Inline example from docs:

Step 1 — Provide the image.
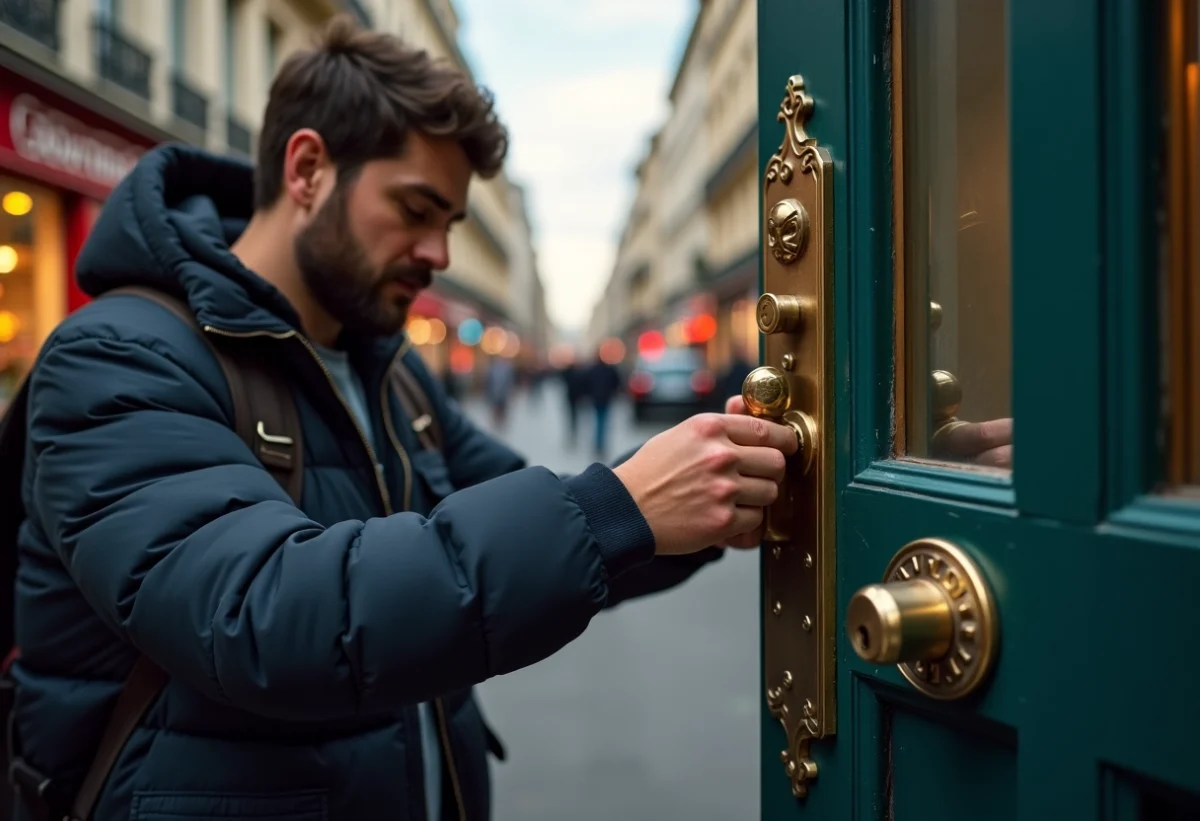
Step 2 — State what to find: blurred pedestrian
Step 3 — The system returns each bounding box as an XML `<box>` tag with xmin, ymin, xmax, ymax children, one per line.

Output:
<box><xmin>561</xmin><ymin>359</ymin><xmax>586</xmax><ymax>447</ymax></box>
<box><xmin>587</xmin><ymin>352</ymin><xmax>623</xmax><ymax>459</ymax></box>
<box><xmin>485</xmin><ymin>356</ymin><xmax>516</xmax><ymax>430</ymax></box>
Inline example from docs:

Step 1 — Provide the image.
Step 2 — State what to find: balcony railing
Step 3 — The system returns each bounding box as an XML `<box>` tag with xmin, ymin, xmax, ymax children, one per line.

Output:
<box><xmin>226</xmin><ymin>113</ymin><xmax>252</xmax><ymax>157</ymax></box>
<box><xmin>0</xmin><ymin>0</ymin><xmax>62</xmax><ymax>52</ymax></box>
<box><xmin>94</xmin><ymin>18</ymin><xmax>151</xmax><ymax>100</ymax></box>
<box><xmin>172</xmin><ymin>74</ymin><xmax>208</xmax><ymax>131</ymax></box>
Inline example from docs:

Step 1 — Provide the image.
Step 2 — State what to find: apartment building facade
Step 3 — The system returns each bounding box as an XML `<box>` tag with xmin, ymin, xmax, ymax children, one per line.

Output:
<box><xmin>588</xmin><ymin>0</ymin><xmax>759</xmax><ymax>374</ymax></box>
<box><xmin>0</xmin><ymin>0</ymin><xmax>546</xmax><ymax>410</ymax></box>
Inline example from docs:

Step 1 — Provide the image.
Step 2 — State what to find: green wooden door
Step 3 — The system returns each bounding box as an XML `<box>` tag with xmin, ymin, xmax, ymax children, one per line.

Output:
<box><xmin>754</xmin><ymin>1</ymin><xmax>1200</xmax><ymax>819</ymax></box>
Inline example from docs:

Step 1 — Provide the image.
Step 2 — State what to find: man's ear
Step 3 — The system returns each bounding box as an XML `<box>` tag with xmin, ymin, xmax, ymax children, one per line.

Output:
<box><xmin>282</xmin><ymin>129</ymin><xmax>332</xmax><ymax>211</ymax></box>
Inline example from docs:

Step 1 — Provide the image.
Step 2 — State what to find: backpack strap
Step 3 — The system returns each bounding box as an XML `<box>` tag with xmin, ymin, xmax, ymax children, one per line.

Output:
<box><xmin>52</xmin><ymin>287</ymin><xmax>306</xmax><ymax>821</ymax></box>
<box><xmin>104</xmin><ymin>286</ymin><xmax>304</xmax><ymax>504</ymax></box>
<box><xmin>67</xmin><ymin>657</ymin><xmax>167</xmax><ymax>821</ymax></box>
<box><xmin>390</xmin><ymin>355</ymin><xmax>443</xmax><ymax>452</ymax></box>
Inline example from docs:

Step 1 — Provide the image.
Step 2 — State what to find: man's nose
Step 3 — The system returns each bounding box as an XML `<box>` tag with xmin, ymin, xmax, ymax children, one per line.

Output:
<box><xmin>413</xmin><ymin>233</ymin><xmax>450</xmax><ymax>271</ymax></box>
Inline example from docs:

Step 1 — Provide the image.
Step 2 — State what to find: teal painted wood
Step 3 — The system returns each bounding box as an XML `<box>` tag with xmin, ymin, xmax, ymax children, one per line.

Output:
<box><xmin>1009</xmin><ymin>0</ymin><xmax>1105</xmax><ymax>523</ymax></box>
<box><xmin>757</xmin><ymin>0</ymin><xmax>1200</xmax><ymax>819</ymax></box>
<box><xmin>1102</xmin><ymin>0</ymin><xmax>1163</xmax><ymax>511</ymax></box>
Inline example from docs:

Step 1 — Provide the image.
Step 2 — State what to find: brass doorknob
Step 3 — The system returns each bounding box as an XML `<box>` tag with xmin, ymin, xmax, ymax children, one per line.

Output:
<box><xmin>846</xmin><ymin>538</ymin><xmax>999</xmax><ymax>700</ymax></box>
<box><xmin>741</xmin><ymin>366</ymin><xmax>818</xmax><ymax>476</ymax></box>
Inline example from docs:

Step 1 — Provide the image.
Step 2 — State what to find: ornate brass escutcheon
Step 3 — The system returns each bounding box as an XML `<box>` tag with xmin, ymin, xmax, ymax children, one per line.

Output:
<box><xmin>741</xmin><ymin>74</ymin><xmax>835</xmax><ymax>800</ymax></box>
<box><xmin>846</xmin><ymin>538</ymin><xmax>999</xmax><ymax>700</ymax></box>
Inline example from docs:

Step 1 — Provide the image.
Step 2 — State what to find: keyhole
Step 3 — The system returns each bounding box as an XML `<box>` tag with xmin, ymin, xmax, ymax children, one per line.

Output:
<box><xmin>856</xmin><ymin>625</ymin><xmax>871</xmax><ymax>651</ymax></box>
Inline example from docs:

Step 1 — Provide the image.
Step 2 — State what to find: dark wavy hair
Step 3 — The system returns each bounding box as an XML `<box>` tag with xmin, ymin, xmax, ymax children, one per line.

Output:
<box><xmin>253</xmin><ymin>14</ymin><xmax>508</xmax><ymax>208</ymax></box>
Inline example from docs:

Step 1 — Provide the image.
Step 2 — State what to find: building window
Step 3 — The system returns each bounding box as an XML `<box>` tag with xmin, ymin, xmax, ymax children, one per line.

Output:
<box><xmin>224</xmin><ymin>0</ymin><xmax>239</xmax><ymax>109</ymax></box>
<box><xmin>266</xmin><ymin>20</ymin><xmax>283</xmax><ymax>82</ymax></box>
<box><xmin>171</xmin><ymin>0</ymin><xmax>187</xmax><ymax>69</ymax></box>
<box><xmin>95</xmin><ymin>0</ymin><xmax>120</xmax><ymax>22</ymax></box>
<box><xmin>0</xmin><ymin>177</ymin><xmax>65</xmax><ymax>413</ymax></box>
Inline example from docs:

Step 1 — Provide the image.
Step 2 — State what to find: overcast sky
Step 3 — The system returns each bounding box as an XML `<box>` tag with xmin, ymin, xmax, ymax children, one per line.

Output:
<box><xmin>455</xmin><ymin>0</ymin><xmax>693</xmax><ymax>335</ymax></box>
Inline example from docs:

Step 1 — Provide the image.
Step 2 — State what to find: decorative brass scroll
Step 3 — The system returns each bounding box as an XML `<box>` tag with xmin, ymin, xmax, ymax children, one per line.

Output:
<box><xmin>756</xmin><ymin>75</ymin><xmax>836</xmax><ymax>800</ymax></box>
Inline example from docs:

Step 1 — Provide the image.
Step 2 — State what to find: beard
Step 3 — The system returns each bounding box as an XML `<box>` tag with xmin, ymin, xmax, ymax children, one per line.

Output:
<box><xmin>294</xmin><ymin>184</ymin><xmax>432</xmax><ymax>338</ymax></box>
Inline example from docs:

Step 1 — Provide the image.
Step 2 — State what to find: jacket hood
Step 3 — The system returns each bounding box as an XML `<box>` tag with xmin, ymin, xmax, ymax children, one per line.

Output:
<box><xmin>75</xmin><ymin>143</ymin><xmax>302</xmax><ymax>334</ymax></box>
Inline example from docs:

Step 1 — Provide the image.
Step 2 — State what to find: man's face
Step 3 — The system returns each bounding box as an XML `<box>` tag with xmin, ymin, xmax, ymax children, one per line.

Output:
<box><xmin>294</xmin><ymin>131</ymin><xmax>471</xmax><ymax>337</ymax></box>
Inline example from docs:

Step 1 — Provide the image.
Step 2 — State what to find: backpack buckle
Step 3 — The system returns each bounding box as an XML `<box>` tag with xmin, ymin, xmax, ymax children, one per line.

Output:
<box><xmin>255</xmin><ymin>421</ymin><xmax>295</xmax><ymax>470</ymax></box>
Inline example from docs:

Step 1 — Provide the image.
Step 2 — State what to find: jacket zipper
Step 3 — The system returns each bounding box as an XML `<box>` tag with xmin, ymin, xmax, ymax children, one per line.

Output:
<box><xmin>206</xmin><ymin>326</ymin><xmax>467</xmax><ymax>821</ymax></box>
<box><xmin>382</xmin><ymin>341</ymin><xmax>468</xmax><ymax>821</ymax></box>
<box><xmin>434</xmin><ymin>699</ymin><xmax>468</xmax><ymax>821</ymax></box>
<box><xmin>202</xmin><ymin>325</ymin><xmax>394</xmax><ymax>514</ymax></box>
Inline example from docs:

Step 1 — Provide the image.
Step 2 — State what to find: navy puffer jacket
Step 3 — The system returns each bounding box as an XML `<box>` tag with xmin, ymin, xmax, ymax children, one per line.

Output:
<box><xmin>12</xmin><ymin>145</ymin><xmax>720</xmax><ymax>821</ymax></box>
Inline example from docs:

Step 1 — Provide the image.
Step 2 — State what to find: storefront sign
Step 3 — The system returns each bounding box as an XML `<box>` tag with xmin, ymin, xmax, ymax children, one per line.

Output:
<box><xmin>0</xmin><ymin>68</ymin><xmax>152</xmax><ymax>198</ymax></box>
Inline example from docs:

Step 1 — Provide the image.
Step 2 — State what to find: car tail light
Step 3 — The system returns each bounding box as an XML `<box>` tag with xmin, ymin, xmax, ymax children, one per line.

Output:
<box><xmin>690</xmin><ymin>369</ymin><xmax>716</xmax><ymax>395</ymax></box>
<box><xmin>629</xmin><ymin>371</ymin><xmax>655</xmax><ymax>396</ymax></box>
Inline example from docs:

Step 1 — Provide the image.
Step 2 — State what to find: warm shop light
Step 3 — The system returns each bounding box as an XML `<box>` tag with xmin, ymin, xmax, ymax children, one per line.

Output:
<box><xmin>407</xmin><ymin>317</ymin><xmax>432</xmax><ymax>345</ymax></box>
<box><xmin>427</xmin><ymin>318</ymin><xmax>447</xmax><ymax>345</ymax></box>
<box><xmin>0</xmin><ymin>310</ymin><xmax>20</xmax><ymax>343</ymax></box>
<box><xmin>599</xmin><ymin>337</ymin><xmax>626</xmax><ymax>365</ymax></box>
<box><xmin>2</xmin><ymin>191</ymin><xmax>32</xmax><ymax>217</ymax></box>
<box><xmin>480</xmin><ymin>326</ymin><xmax>508</xmax><ymax>356</ymax></box>
<box><xmin>500</xmin><ymin>332</ymin><xmax>521</xmax><ymax>359</ymax></box>
<box><xmin>0</xmin><ymin>246</ymin><xmax>17</xmax><ymax>275</ymax></box>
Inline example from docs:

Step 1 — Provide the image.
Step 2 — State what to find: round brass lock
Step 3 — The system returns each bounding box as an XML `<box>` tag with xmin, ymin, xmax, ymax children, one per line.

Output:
<box><xmin>846</xmin><ymin>538</ymin><xmax>998</xmax><ymax>700</ymax></box>
<box><xmin>740</xmin><ymin>367</ymin><xmax>819</xmax><ymax>477</ymax></box>
<box><xmin>756</xmin><ymin>293</ymin><xmax>807</xmax><ymax>335</ymax></box>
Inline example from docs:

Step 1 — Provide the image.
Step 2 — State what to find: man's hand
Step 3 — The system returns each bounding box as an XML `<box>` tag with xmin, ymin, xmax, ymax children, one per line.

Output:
<box><xmin>935</xmin><ymin>418</ymin><xmax>1013</xmax><ymax>468</ymax></box>
<box><xmin>613</xmin><ymin>411</ymin><xmax>797</xmax><ymax>556</ymax></box>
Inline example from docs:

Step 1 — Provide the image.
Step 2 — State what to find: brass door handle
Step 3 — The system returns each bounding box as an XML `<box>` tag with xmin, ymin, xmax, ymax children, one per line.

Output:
<box><xmin>741</xmin><ymin>365</ymin><xmax>818</xmax><ymax>477</ymax></box>
<box><xmin>846</xmin><ymin>538</ymin><xmax>999</xmax><ymax>700</ymax></box>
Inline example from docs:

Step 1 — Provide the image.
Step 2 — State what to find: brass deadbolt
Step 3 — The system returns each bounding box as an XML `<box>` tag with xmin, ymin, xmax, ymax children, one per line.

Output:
<box><xmin>846</xmin><ymin>538</ymin><xmax>998</xmax><ymax>700</ymax></box>
<box><xmin>756</xmin><ymin>293</ymin><xmax>807</xmax><ymax>335</ymax></box>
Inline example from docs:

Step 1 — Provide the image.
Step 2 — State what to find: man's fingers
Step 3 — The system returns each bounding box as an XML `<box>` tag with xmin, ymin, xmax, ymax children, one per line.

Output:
<box><xmin>727</xmin><ymin>506</ymin><xmax>764</xmax><ymax>540</ymax></box>
<box><xmin>726</xmin><ymin>525</ymin><xmax>763</xmax><ymax>549</ymax></box>
<box><xmin>726</xmin><ymin>395</ymin><xmax>747</xmax><ymax>415</ymax></box>
<box><xmin>734</xmin><ymin>477</ymin><xmax>781</xmax><ymax>508</ymax></box>
<box><xmin>975</xmin><ymin>444</ymin><xmax>1013</xmax><ymax>469</ymax></box>
<box><xmin>723</xmin><ymin>414</ymin><xmax>799</xmax><ymax>455</ymax></box>
<box><xmin>944</xmin><ymin>417</ymin><xmax>1013</xmax><ymax>458</ymax></box>
<box><xmin>736</xmin><ymin>446</ymin><xmax>787</xmax><ymax>482</ymax></box>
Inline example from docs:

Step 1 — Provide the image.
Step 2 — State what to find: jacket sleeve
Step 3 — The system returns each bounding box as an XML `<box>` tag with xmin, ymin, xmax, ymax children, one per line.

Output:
<box><xmin>25</xmin><ymin>326</ymin><xmax>655</xmax><ymax>722</ymax></box>
<box><xmin>428</xmin><ymin>373</ymin><xmax>723</xmax><ymax>606</ymax></box>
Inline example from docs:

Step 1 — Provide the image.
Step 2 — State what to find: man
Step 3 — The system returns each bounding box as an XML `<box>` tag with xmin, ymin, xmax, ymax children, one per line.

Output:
<box><xmin>10</xmin><ymin>17</ymin><xmax>795</xmax><ymax>821</ymax></box>
<box><xmin>585</xmin><ymin>349</ymin><xmax>623</xmax><ymax>459</ymax></box>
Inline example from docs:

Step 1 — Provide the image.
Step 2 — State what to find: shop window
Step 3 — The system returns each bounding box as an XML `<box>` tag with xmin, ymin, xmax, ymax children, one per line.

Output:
<box><xmin>0</xmin><ymin>176</ymin><xmax>65</xmax><ymax>413</ymax></box>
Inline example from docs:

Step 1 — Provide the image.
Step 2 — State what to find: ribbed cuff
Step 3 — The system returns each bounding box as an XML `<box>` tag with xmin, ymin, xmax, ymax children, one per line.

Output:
<box><xmin>565</xmin><ymin>463</ymin><xmax>656</xmax><ymax>578</ymax></box>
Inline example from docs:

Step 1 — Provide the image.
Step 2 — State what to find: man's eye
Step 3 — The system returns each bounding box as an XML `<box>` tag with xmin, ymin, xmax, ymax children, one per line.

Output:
<box><xmin>404</xmin><ymin>206</ymin><xmax>428</xmax><ymax>223</ymax></box>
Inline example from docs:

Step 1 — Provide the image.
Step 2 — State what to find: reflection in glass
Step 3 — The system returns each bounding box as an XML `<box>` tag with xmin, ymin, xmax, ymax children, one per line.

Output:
<box><xmin>1165</xmin><ymin>0</ymin><xmax>1200</xmax><ymax>486</ymax></box>
<box><xmin>896</xmin><ymin>0</ymin><xmax>1013</xmax><ymax>470</ymax></box>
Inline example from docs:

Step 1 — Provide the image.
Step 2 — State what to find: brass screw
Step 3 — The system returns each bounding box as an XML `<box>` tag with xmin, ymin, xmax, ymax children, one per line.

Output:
<box><xmin>773</xmin><ymin>601</ymin><xmax>783</xmax><ymax>616</ymax></box>
<box><xmin>782</xmin><ymin>670</ymin><xmax>794</xmax><ymax>689</ymax></box>
<box><xmin>804</xmin><ymin>554</ymin><xmax>814</xmax><ymax>569</ymax></box>
<box><xmin>802</xmin><ymin>616</ymin><xmax>812</xmax><ymax>631</ymax></box>
<box><xmin>781</xmin><ymin>353</ymin><xmax>796</xmax><ymax>370</ymax></box>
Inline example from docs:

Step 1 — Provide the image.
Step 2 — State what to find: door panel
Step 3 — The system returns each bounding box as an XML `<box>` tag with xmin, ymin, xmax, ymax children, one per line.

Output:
<box><xmin>756</xmin><ymin>1</ymin><xmax>1200</xmax><ymax>819</ymax></box>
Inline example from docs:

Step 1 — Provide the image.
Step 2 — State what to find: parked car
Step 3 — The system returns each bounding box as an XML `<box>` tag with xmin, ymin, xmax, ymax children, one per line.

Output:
<box><xmin>628</xmin><ymin>346</ymin><xmax>716</xmax><ymax>423</ymax></box>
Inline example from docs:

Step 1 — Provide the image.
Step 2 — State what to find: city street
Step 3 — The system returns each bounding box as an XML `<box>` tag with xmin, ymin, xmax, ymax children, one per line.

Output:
<box><xmin>462</xmin><ymin>383</ymin><xmax>760</xmax><ymax>821</ymax></box>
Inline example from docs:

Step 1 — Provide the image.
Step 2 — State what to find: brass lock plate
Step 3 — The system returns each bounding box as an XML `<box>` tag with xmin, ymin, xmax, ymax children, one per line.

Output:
<box><xmin>759</xmin><ymin>75</ymin><xmax>836</xmax><ymax>799</ymax></box>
